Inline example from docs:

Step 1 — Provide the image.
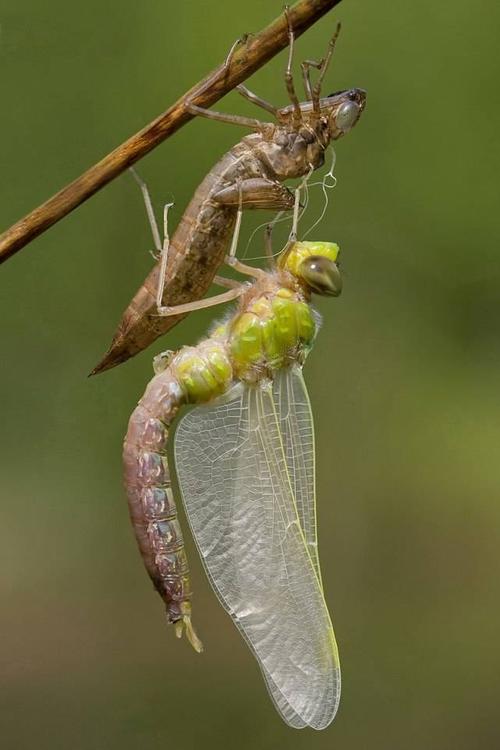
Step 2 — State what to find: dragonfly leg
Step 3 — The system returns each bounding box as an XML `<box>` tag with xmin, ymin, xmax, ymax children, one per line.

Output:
<box><xmin>157</xmin><ymin>285</ymin><xmax>246</xmax><ymax>317</ymax></box>
<box><xmin>288</xmin><ymin>165</ymin><xmax>313</xmax><ymax>243</ymax></box>
<box><xmin>289</xmin><ymin>184</ymin><xmax>301</xmax><ymax>242</ymax></box>
<box><xmin>129</xmin><ymin>168</ymin><xmax>162</xmax><ymax>259</ymax></box>
<box><xmin>216</xmin><ymin>180</ymin><xmax>265</xmax><ymax>280</ymax></box>
<box><xmin>228</xmin><ymin>190</ymin><xmax>243</xmax><ymax>260</ymax></box>
<box><xmin>311</xmin><ymin>23</ymin><xmax>341</xmax><ymax>113</ymax></box>
<box><xmin>156</xmin><ymin>183</ymin><xmax>250</xmax><ymax>315</ymax></box>
<box><xmin>185</xmin><ymin>35</ymin><xmax>268</xmax><ymax>131</ymax></box>
<box><xmin>214</xmin><ymin>275</ymin><xmax>241</xmax><ymax>290</ymax></box>
<box><xmin>223</xmin><ymin>180</ymin><xmax>269</xmax><ymax>280</ymax></box>
<box><xmin>284</xmin><ymin>6</ymin><xmax>302</xmax><ymax>126</ymax></box>
<box><xmin>155</xmin><ymin>202</ymin><xmax>175</xmax><ymax>312</ymax></box>
<box><xmin>264</xmin><ymin>223</ymin><xmax>274</xmax><ymax>264</ymax></box>
<box><xmin>236</xmin><ymin>84</ymin><xmax>279</xmax><ymax>118</ymax></box>
<box><xmin>225</xmin><ymin>256</ymin><xmax>266</xmax><ymax>280</ymax></box>
<box><xmin>185</xmin><ymin>103</ymin><xmax>266</xmax><ymax>131</ymax></box>
<box><xmin>213</xmin><ymin>177</ymin><xmax>294</xmax><ymax>210</ymax></box>
<box><xmin>263</xmin><ymin>209</ymin><xmax>287</xmax><ymax>265</ymax></box>
<box><xmin>301</xmin><ymin>59</ymin><xmax>323</xmax><ymax>102</ymax></box>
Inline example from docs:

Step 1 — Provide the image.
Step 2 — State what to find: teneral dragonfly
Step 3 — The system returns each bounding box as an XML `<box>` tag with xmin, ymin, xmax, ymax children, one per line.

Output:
<box><xmin>123</xmin><ymin>231</ymin><xmax>344</xmax><ymax>729</ymax></box>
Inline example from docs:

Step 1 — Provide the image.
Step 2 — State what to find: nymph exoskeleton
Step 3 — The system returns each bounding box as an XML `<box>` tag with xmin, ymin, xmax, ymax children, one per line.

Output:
<box><xmin>93</xmin><ymin>10</ymin><xmax>364</xmax><ymax>374</ymax></box>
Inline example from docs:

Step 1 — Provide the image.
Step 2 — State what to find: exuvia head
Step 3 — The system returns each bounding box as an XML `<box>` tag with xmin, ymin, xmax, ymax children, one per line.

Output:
<box><xmin>278</xmin><ymin>241</ymin><xmax>343</xmax><ymax>297</ymax></box>
<box><xmin>278</xmin><ymin>88</ymin><xmax>366</xmax><ymax>143</ymax></box>
<box><xmin>272</xmin><ymin>14</ymin><xmax>365</xmax><ymax>146</ymax></box>
<box><xmin>324</xmin><ymin>88</ymin><xmax>366</xmax><ymax>139</ymax></box>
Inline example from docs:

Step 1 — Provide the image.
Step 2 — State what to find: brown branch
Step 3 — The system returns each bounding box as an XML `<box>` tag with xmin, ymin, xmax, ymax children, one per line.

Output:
<box><xmin>0</xmin><ymin>0</ymin><xmax>343</xmax><ymax>266</ymax></box>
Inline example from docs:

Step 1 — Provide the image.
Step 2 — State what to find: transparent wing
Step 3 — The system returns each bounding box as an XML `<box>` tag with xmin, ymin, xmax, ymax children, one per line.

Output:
<box><xmin>174</xmin><ymin>371</ymin><xmax>340</xmax><ymax>729</ymax></box>
<box><xmin>272</xmin><ymin>366</ymin><xmax>321</xmax><ymax>582</ymax></box>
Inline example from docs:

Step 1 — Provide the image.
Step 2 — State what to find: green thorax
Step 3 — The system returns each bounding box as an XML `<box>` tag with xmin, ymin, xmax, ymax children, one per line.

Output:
<box><xmin>228</xmin><ymin>282</ymin><xmax>316</xmax><ymax>382</ymax></box>
<box><xmin>171</xmin><ymin>282</ymin><xmax>316</xmax><ymax>401</ymax></box>
<box><xmin>171</xmin><ymin>240</ymin><xmax>341</xmax><ymax>401</ymax></box>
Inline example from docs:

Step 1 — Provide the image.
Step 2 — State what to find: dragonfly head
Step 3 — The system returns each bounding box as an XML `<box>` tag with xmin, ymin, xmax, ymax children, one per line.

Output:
<box><xmin>278</xmin><ymin>241</ymin><xmax>342</xmax><ymax>297</ymax></box>
<box><xmin>278</xmin><ymin>88</ymin><xmax>366</xmax><ymax>144</ymax></box>
<box><xmin>321</xmin><ymin>88</ymin><xmax>366</xmax><ymax>141</ymax></box>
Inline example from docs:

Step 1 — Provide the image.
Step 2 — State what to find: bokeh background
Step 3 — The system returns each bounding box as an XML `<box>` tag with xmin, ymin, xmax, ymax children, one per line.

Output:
<box><xmin>1</xmin><ymin>1</ymin><xmax>499</xmax><ymax>747</ymax></box>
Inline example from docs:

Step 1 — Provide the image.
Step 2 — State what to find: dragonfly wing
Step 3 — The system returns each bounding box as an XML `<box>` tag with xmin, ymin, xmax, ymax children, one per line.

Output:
<box><xmin>174</xmin><ymin>377</ymin><xmax>340</xmax><ymax>729</ymax></box>
<box><xmin>267</xmin><ymin>366</ymin><xmax>325</xmax><ymax>726</ymax></box>
<box><xmin>272</xmin><ymin>366</ymin><xmax>321</xmax><ymax>581</ymax></box>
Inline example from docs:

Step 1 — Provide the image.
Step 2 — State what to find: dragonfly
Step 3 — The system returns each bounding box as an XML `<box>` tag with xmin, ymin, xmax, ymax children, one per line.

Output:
<box><xmin>93</xmin><ymin>9</ymin><xmax>365</xmax><ymax>374</ymax></box>
<box><xmin>123</xmin><ymin>211</ymin><xmax>344</xmax><ymax>728</ymax></box>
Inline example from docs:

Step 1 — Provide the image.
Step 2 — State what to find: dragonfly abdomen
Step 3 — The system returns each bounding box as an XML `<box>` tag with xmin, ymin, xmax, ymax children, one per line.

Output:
<box><xmin>123</xmin><ymin>343</ymin><xmax>232</xmax><ymax>651</ymax></box>
<box><xmin>123</xmin><ymin>367</ymin><xmax>204</xmax><ymax>650</ymax></box>
<box><xmin>123</xmin><ymin>243</ymin><xmax>342</xmax><ymax>653</ymax></box>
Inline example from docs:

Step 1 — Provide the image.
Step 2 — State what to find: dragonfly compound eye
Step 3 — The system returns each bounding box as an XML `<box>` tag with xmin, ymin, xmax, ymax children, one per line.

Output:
<box><xmin>299</xmin><ymin>256</ymin><xmax>342</xmax><ymax>297</ymax></box>
<box><xmin>333</xmin><ymin>101</ymin><xmax>361</xmax><ymax>133</ymax></box>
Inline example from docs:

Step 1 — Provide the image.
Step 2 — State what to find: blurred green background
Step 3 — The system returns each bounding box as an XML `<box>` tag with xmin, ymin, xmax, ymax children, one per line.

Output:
<box><xmin>1</xmin><ymin>1</ymin><xmax>499</xmax><ymax>747</ymax></box>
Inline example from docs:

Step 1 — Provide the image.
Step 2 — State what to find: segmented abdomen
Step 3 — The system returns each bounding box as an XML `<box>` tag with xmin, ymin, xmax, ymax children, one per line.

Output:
<box><xmin>123</xmin><ymin>367</ymin><xmax>191</xmax><ymax>627</ymax></box>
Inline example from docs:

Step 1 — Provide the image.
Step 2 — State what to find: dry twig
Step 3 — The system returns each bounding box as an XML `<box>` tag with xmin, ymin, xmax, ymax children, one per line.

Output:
<box><xmin>0</xmin><ymin>0</ymin><xmax>344</xmax><ymax>265</ymax></box>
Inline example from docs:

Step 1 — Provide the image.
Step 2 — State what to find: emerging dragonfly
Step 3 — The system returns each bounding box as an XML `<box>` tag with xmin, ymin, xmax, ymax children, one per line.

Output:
<box><xmin>123</xmin><ymin>215</ymin><xmax>344</xmax><ymax>728</ymax></box>
<box><xmin>93</xmin><ymin>10</ymin><xmax>365</xmax><ymax>374</ymax></box>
